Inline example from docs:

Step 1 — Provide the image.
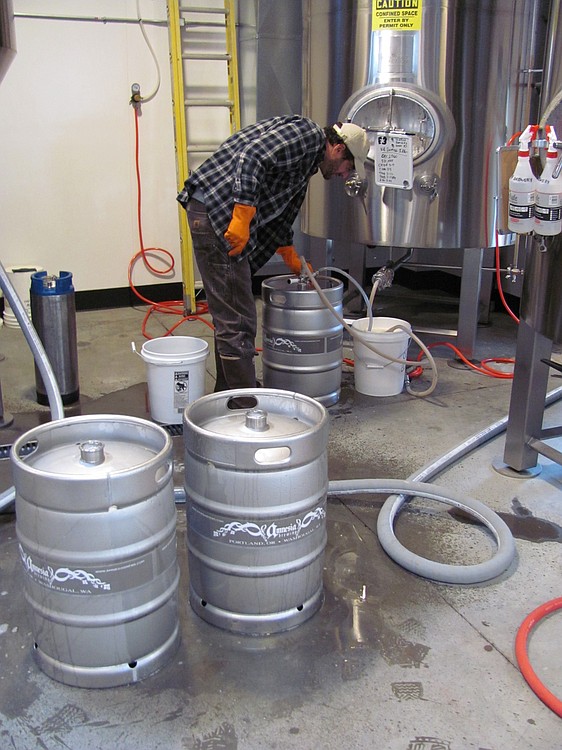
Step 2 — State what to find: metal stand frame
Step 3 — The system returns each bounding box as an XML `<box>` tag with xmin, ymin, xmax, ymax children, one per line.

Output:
<box><xmin>503</xmin><ymin>320</ymin><xmax>562</xmax><ymax>471</ymax></box>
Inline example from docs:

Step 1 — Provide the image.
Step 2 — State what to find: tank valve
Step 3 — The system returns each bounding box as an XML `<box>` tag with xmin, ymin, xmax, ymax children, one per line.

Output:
<box><xmin>505</xmin><ymin>265</ymin><xmax>523</xmax><ymax>283</ymax></box>
<box><xmin>345</xmin><ymin>172</ymin><xmax>368</xmax><ymax>198</ymax></box>
<box><xmin>417</xmin><ymin>173</ymin><xmax>440</xmax><ymax>202</ymax></box>
<box><xmin>372</xmin><ymin>266</ymin><xmax>395</xmax><ymax>290</ymax></box>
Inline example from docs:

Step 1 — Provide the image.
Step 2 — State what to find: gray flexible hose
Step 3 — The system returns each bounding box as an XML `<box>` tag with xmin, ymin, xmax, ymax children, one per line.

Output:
<box><xmin>0</xmin><ymin>261</ymin><xmax>65</xmax><ymax>513</ymax></box>
<box><xmin>407</xmin><ymin>384</ymin><xmax>562</xmax><ymax>484</ymax></box>
<box><xmin>0</xmin><ymin>262</ymin><xmax>64</xmax><ymax>420</ymax></box>
<box><xmin>316</xmin><ymin>265</ymin><xmax>374</xmax><ymax>323</ymax></box>
<box><xmin>328</xmin><ymin>478</ymin><xmax>516</xmax><ymax>584</ymax></box>
<box><xmin>345</xmin><ymin>385</ymin><xmax>562</xmax><ymax>583</ymax></box>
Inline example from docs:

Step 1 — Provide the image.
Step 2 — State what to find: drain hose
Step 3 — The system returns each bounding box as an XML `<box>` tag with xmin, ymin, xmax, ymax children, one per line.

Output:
<box><xmin>328</xmin><ymin>478</ymin><xmax>516</xmax><ymax>584</ymax></box>
<box><xmin>327</xmin><ymin>386</ymin><xmax>562</xmax><ymax>583</ymax></box>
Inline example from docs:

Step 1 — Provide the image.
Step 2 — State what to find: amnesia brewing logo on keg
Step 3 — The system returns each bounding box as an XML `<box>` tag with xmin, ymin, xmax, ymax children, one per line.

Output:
<box><xmin>263</xmin><ymin>332</ymin><xmax>341</xmax><ymax>355</ymax></box>
<box><xmin>263</xmin><ymin>333</ymin><xmax>304</xmax><ymax>353</ymax></box>
<box><xmin>19</xmin><ymin>544</ymin><xmax>111</xmax><ymax>592</ymax></box>
<box><xmin>212</xmin><ymin>506</ymin><xmax>326</xmax><ymax>546</ymax></box>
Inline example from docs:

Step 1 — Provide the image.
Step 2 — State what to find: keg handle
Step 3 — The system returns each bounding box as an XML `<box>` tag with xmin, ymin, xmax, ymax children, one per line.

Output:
<box><xmin>155</xmin><ymin>460</ymin><xmax>174</xmax><ymax>488</ymax></box>
<box><xmin>254</xmin><ymin>446</ymin><xmax>291</xmax><ymax>465</ymax></box>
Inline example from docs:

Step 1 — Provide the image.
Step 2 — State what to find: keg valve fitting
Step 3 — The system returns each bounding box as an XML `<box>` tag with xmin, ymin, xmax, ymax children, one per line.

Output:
<box><xmin>79</xmin><ymin>440</ymin><xmax>106</xmax><ymax>465</ymax></box>
<box><xmin>245</xmin><ymin>409</ymin><xmax>269</xmax><ymax>432</ymax></box>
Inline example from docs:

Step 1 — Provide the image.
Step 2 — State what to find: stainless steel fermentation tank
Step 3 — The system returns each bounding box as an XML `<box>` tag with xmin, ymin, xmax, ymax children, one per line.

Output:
<box><xmin>301</xmin><ymin>0</ymin><xmax>547</xmax><ymax>250</ymax></box>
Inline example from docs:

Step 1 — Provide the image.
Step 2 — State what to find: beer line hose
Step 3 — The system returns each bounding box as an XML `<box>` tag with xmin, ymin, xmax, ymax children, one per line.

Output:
<box><xmin>301</xmin><ymin>259</ymin><xmax>439</xmax><ymax>397</ymax></box>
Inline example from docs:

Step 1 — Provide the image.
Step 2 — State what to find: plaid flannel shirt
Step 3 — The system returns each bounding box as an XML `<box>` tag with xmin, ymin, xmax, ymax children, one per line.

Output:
<box><xmin>177</xmin><ymin>116</ymin><xmax>326</xmax><ymax>272</ymax></box>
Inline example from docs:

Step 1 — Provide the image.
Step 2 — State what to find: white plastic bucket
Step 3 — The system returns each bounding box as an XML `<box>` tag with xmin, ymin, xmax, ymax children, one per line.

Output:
<box><xmin>352</xmin><ymin>317</ymin><xmax>412</xmax><ymax>397</ymax></box>
<box><xmin>140</xmin><ymin>336</ymin><xmax>209</xmax><ymax>424</ymax></box>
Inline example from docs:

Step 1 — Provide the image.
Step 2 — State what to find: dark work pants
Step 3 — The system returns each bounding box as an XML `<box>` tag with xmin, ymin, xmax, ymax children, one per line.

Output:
<box><xmin>186</xmin><ymin>199</ymin><xmax>257</xmax><ymax>390</ymax></box>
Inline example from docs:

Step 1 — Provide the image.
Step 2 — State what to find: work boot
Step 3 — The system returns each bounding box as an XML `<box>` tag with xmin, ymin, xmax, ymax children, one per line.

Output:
<box><xmin>213</xmin><ymin>345</ymin><xmax>229</xmax><ymax>392</ymax></box>
<box><xmin>219</xmin><ymin>355</ymin><xmax>259</xmax><ymax>408</ymax></box>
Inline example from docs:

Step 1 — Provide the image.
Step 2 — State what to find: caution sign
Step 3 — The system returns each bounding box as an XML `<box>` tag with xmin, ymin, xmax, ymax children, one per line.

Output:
<box><xmin>372</xmin><ymin>0</ymin><xmax>423</xmax><ymax>31</ymax></box>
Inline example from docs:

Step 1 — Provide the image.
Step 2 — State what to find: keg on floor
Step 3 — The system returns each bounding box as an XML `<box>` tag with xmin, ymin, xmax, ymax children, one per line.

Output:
<box><xmin>12</xmin><ymin>415</ymin><xmax>180</xmax><ymax>688</ymax></box>
<box><xmin>30</xmin><ymin>270</ymin><xmax>79</xmax><ymax>405</ymax></box>
<box><xmin>261</xmin><ymin>275</ymin><xmax>344</xmax><ymax>406</ymax></box>
<box><xmin>183</xmin><ymin>389</ymin><xmax>329</xmax><ymax>635</ymax></box>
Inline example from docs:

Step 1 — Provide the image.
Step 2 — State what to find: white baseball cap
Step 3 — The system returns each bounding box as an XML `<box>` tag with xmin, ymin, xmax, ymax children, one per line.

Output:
<box><xmin>333</xmin><ymin>122</ymin><xmax>370</xmax><ymax>179</ymax></box>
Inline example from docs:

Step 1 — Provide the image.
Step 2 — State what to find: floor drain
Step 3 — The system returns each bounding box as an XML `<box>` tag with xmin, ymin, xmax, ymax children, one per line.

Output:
<box><xmin>163</xmin><ymin>424</ymin><xmax>183</xmax><ymax>437</ymax></box>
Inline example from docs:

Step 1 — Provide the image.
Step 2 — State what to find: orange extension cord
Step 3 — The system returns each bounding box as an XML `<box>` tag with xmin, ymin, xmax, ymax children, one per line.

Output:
<box><xmin>515</xmin><ymin>597</ymin><xmax>562</xmax><ymax>717</ymax></box>
<box><xmin>128</xmin><ymin>108</ymin><xmax>213</xmax><ymax>339</ymax></box>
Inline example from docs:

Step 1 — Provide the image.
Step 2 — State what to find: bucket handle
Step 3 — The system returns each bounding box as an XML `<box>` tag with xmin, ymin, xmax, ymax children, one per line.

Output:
<box><xmin>354</xmin><ymin>356</ymin><xmax>401</xmax><ymax>371</ymax></box>
<box><xmin>131</xmin><ymin>341</ymin><xmax>142</xmax><ymax>358</ymax></box>
<box><xmin>356</xmin><ymin>360</ymin><xmax>386</xmax><ymax>371</ymax></box>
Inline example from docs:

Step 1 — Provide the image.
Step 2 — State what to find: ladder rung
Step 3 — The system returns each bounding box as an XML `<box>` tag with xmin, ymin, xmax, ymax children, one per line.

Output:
<box><xmin>183</xmin><ymin>21</ymin><xmax>226</xmax><ymax>29</ymax></box>
<box><xmin>182</xmin><ymin>52</ymin><xmax>231</xmax><ymax>61</ymax></box>
<box><xmin>185</xmin><ymin>99</ymin><xmax>233</xmax><ymax>108</ymax></box>
<box><xmin>179</xmin><ymin>5</ymin><xmax>228</xmax><ymax>14</ymax></box>
<box><xmin>187</xmin><ymin>146</ymin><xmax>222</xmax><ymax>154</ymax></box>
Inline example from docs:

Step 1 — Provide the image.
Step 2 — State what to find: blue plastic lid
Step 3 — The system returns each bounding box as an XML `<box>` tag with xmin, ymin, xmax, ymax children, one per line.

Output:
<box><xmin>30</xmin><ymin>271</ymin><xmax>74</xmax><ymax>296</ymax></box>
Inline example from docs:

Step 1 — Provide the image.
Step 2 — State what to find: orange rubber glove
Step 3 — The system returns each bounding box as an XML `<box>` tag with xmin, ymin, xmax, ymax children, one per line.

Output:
<box><xmin>276</xmin><ymin>246</ymin><xmax>313</xmax><ymax>275</ymax></box>
<box><xmin>225</xmin><ymin>203</ymin><xmax>257</xmax><ymax>256</ymax></box>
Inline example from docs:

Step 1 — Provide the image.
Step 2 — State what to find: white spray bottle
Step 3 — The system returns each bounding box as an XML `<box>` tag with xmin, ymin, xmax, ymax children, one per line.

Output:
<box><xmin>508</xmin><ymin>124</ymin><xmax>538</xmax><ymax>234</ymax></box>
<box><xmin>534</xmin><ymin>125</ymin><xmax>562</xmax><ymax>236</ymax></box>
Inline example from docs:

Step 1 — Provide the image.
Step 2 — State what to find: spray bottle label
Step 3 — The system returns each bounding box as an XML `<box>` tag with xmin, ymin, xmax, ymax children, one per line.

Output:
<box><xmin>534</xmin><ymin>203</ymin><xmax>561</xmax><ymax>222</ymax></box>
<box><xmin>508</xmin><ymin>195</ymin><xmax>534</xmax><ymax>220</ymax></box>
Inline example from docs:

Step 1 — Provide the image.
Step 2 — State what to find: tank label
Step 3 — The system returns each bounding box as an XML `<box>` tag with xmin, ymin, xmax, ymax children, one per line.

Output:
<box><xmin>193</xmin><ymin>505</ymin><xmax>326</xmax><ymax>546</ymax></box>
<box><xmin>372</xmin><ymin>0</ymin><xmax>423</xmax><ymax>31</ymax></box>
<box><xmin>375</xmin><ymin>133</ymin><xmax>414</xmax><ymax>189</ymax></box>
<box><xmin>18</xmin><ymin>538</ymin><xmax>176</xmax><ymax>594</ymax></box>
<box><xmin>263</xmin><ymin>333</ymin><xmax>342</xmax><ymax>355</ymax></box>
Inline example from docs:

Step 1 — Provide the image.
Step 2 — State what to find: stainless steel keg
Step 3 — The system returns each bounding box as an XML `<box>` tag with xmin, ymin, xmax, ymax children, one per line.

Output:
<box><xmin>12</xmin><ymin>415</ymin><xmax>180</xmax><ymax>688</ymax></box>
<box><xmin>30</xmin><ymin>270</ymin><xmax>79</xmax><ymax>405</ymax></box>
<box><xmin>261</xmin><ymin>275</ymin><xmax>344</xmax><ymax>406</ymax></box>
<box><xmin>183</xmin><ymin>389</ymin><xmax>329</xmax><ymax>635</ymax></box>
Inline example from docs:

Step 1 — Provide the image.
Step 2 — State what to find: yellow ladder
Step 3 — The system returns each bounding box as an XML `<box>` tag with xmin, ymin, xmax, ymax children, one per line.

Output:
<box><xmin>167</xmin><ymin>0</ymin><xmax>241</xmax><ymax>314</ymax></box>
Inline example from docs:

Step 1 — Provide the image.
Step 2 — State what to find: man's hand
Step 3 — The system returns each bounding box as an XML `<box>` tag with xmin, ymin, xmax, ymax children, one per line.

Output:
<box><xmin>276</xmin><ymin>245</ymin><xmax>313</xmax><ymax>275</ymax></box>
<box><xmin>225</xmin><ymin>204</ymin><xmax>257</xmax><ymax>256</ymax></box>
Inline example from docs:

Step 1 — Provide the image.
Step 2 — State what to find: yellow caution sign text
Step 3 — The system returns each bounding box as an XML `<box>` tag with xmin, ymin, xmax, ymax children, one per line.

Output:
<box><xmin>372</xmin><ymin>0</ymin><xmax>423</xmax><ymax>31</ymax></box>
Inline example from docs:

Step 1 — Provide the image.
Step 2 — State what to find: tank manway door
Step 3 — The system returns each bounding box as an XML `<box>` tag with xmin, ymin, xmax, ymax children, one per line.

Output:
<box><xmin>339</xmin><ymin>83</ymin><xmax>455</xmax><ymax>197</ymax></box>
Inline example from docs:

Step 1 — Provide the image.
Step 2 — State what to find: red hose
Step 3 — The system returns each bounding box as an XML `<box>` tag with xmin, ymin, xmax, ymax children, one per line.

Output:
<box><xmin>129</xmin><ymin>108</ymin><xmax>213</xmax><ymax>338</ymax></box>
<box><xmin>515</xmin><ymin>596</ymin><xmax>562</xmax><ymax>717</ymax></box>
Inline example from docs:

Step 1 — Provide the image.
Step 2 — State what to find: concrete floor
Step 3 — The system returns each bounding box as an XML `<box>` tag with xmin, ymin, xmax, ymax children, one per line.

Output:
<box><xmin>0</xmin><ymin>286</ymin><xmax>561</xmax><ymax>750</ymax></box>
